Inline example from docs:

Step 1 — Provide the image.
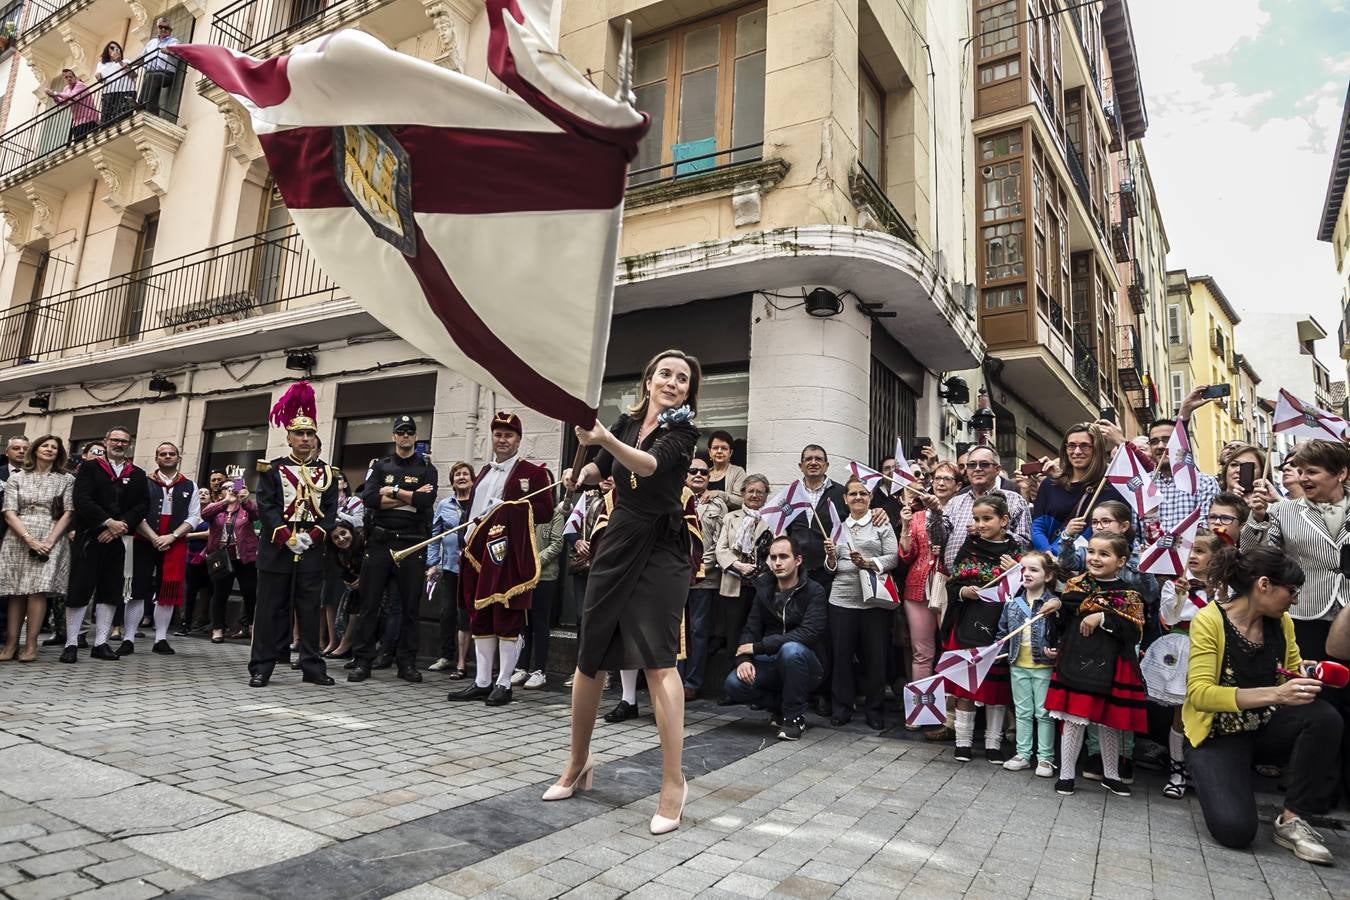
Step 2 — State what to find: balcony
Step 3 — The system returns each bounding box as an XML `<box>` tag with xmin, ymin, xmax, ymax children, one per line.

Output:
<box><xmin>210</xmin><ymin>0</ymin><xmax>439</xmax><ymax>57</ymax></box>
<box><xmin>1111</xmin><ymin>221</ymin><xmax>1132</xmax><ymax>264</ymax></box>
<box><xmin>14</xmin><ymin>0</ymin><xmax>157</xmax><ymax>87</ymax></box>
<box><xmin>0</xmin><ymin>55</ymin><xmax>186</xmax><ymax>229</ymax></box>
<box><xmin>1118</xmin><ymin>158</ymin><xmax>1138</xmax><ymax>219</ymax></box>
<box><xmin>1104</xmin><ymin>99</ymin><xmax>1123</xmax><ymax>153</ymax></box>
<box><xmin>1072</xmin><ymin>331</ymin><xmax>1099</xmax><ymax>398</ymax></box>
<box><xmin>984</xmin><ymin>301</ymin><xmax>1096</xmax><ymax>430</ymax></box>
<box><xmin>1340</xmin><ymin>319</ymin><xmax>1350</xmax><ymax>360</ymax></box>
<box><xmin>0</xmin><ymin>225</ymin><xmax>368</xmax><ymax>390</ymax></box>
<box><xmin>1066</xmin><ymin>142</ymin><xmax>1092</xmax><ymax>216</ymax></box>
<box><xmin>1117</xmin><ymin>324</ymin><xmax>1142</xmax><ymax>392</ymax></box>
<box><xmin>1127</xmin><ymin>259</ymin><xmax>1146</xmax><ymax>315</ymax></box>
<box><xmin>1126</xmin><ymin>372</ymin><xmax>1158</xmax><ymax>422</ymax></box>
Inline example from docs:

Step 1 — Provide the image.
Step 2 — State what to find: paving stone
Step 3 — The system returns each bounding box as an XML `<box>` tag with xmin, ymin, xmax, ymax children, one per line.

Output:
<box><xmin>124</xmin><ymin>812</ymin><xmax>331</xmax><ymax>880</ymax></box>
<box><xmin>774</xmin><ymin>874</ymin><xmax>840</xmax><ymax>899</ymax></box>
<box><xmin>70</xmin><ymin>879</ymin><xmax>165</xmax><ymax>900</ymax></box>
<box><xmin>7</xmin><ymin>870</ymin><xmax>100</xmax><ymax>900</ymax></box>
<box><xmin>16</xmin><ymin>847</ymin><xmax>101</xmax><ymax>878</ymax></box>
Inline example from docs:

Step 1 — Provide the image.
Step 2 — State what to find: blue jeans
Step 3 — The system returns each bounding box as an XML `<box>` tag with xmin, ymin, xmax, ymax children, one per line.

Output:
<box><xmin>721</xmin><ymin>642</ymin><xmax>823</xmax><ymax>721</ymax></box>
<box><xmin>678</xmin><ymin>588</ymin><xmax>716</xmax><ymax>692</ymax></box>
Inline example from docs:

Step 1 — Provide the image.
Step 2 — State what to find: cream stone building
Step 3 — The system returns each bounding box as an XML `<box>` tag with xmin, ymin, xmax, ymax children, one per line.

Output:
<box><xmin>0</xmin><ymin>0</ymin><xmax>984</xmax><ymax>648</ymax></box>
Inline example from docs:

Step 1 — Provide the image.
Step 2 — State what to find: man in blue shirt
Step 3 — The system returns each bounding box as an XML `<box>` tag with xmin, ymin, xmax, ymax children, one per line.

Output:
<box><xmin>427</xmin><ymin>461</ymin><xmax>474</xmax><ymax>676</ymax></box>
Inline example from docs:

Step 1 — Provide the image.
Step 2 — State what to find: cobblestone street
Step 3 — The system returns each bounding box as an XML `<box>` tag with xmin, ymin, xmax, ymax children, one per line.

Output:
<box><xmin>1</xmin><ymin>639</ymin><xmax>1348</xmax><ymax>899</ymax></box>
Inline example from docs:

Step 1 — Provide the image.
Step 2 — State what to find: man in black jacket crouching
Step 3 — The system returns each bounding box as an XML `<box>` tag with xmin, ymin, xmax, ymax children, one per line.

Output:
<box><xmin>721</xmin><ymin>533</ymin><xmax>827</xmax><ymax>741</ymax></box>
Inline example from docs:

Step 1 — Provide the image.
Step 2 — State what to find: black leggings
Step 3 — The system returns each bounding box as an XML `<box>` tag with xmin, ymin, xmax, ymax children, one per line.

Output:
<box><xmin>210</xmin><ymin>559</ymin><xmax>257</xmax><ymax>630</ymax></box>
<box><xmin>1187</xmin><ymin>700</ymin><xmax>1343</xmax><ymax>848</ymax></box>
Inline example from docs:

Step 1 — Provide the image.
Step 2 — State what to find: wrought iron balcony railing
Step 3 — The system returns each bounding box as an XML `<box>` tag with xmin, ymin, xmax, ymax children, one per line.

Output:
<box><xmin>212</xmin><ymin>0</ymin><xmax>347</xmax><ymax>53</ymax></box>
<box><xmin>0</xmin><ymin>54</ymin><xmax>186</xmax><ymax>182</ymax></box>
<box><xmin>1073</xmin><ymin>331</ymin><xmax>1099</xmax><ymax>396</ymax></box>
<box><xmin>1117</xmin><ymin>324</ymin><xmax>1142</xmax><ymax>392</ymax></box>
<box><xmin>16</xmin><ymin>0</ymin><xmax>68</xmax><ymax>35</ymax></box>
<box><xmin>0</xmin><ymin>224</ymin><xmax>341</xmax><ymax>367</ymax></box>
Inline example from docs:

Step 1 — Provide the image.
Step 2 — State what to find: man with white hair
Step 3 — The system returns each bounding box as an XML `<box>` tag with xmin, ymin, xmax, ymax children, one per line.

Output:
<box><xmin>138</xmin><ymin>18</ymin><xmax>181</xmax><ymax>116</ymax></box>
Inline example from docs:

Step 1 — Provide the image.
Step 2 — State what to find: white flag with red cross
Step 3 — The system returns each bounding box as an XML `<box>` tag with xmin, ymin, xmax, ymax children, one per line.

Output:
<box><xmin>976</xmin><ymin>562</ymin><xmax>1024</xmax><ymax>604</ymax></box>
<box><xmin>1104</xmin><ymin>441</ymin><xmax>1161</xmax><ymax>518</ymax></box>
<box><xmin>1165</xmin><ymin>417</ymin><xmax>1199</xmax><ymax>496</ymax></box>
<box><xmin>562</xmin><ymin>492</ymin><xmax>588</xmax><ymax>537</ymax></box>
<box><xmin>1139</xmin><ymin>506</ymin><xmax>1203</xmax><ymax>577</ymax></box>
<box><xmin>934</xmin><ymin>643</ymin><xmax>1000</xmax><ymax>693</ymax></box>
<box><xmin>1273</xmin><ymin>389</ymin><xmax>1349</xmax><ymax>443</ymax></box>
<box><xmin>761</xmin><ymin>481</ymin><xmax>810</xmax><ymax>536</ymax></box>
<box><xmin>892</xmin><ymin>437</ymin><xmax>921</xmax><ymax>487</ymax></box>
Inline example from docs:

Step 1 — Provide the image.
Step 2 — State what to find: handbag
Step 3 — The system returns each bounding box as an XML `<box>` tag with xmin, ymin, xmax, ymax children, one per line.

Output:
<box><xmin>206</xmin><ymin>548</ymin><xmax>233</xmax><ymax>578</ymax></box>
<box><xmin>925</xmin><ymin>568</ymin><xmax>948</xmax><ymax>616</ymax></box>
<box><xmin>1054</xmin><ymin>620</ymin><xmax>1117</xmax><ymax>694</ymax></box>
<box><xmin>858</xmin><ymin>568</ymin><xmax>899</xmax><ymax>609</ymax></box>
<box><xmin>954</xmin><ymin>595</ymin><xmax>1004</xmax><ymax>646</ymax></box>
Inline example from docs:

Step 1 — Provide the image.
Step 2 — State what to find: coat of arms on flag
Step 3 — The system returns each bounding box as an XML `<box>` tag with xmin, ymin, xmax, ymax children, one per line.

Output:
<box><xmin>1139</xmin><ymin>506</ymin><xmax>1203</xmax><ymax>577</ymax></box>
<box><xmin>1165</xmin><ymin>418</ymin><xmax>1198</xmax><ymax>496</ymax></box>
<box><xmin>761</xmin><ymin>481</ymin><xmax>809</xmax><ymax>535</ymax></box>
<box><xmin>903</xmin><ymin>675</ymin><xmax>947</xmax><ymax>727</ymax></box>
<box><xmin>168</xmin><ymin>0</ymin><xmax>649</xmax><ymax>426</ymax></box>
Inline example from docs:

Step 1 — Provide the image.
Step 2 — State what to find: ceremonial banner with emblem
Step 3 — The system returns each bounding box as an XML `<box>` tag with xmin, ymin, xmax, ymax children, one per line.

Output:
<box><xmin>1273</xmin><ymin>388</ymin><xmax>1349</xmax><ymax>442</ymax></box>
<box><xmin>459</xmin><ymin>499</ymin><xmax>539</xmax><ymax>609</ymax></box>
<box><xmin>168</xmin><ymin>0</ymin><xmax>648</xmax><ymax>425</ymax></box>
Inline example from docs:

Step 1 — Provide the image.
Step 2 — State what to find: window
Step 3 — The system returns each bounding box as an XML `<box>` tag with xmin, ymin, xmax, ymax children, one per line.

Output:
<box><xmin>859</xmin><ymin>65</ymin><xmax>884</xmax><ymax>179</ymax></box>
<box><xmin>631</xmin><ymin>5</ymin><xmax>766</xmax><ymax>185</ymax></box>
<box><xmin>123</xmin><ymin>214</ymin><xmax>159</xmax><ymax>340</ymax></box>
<box><xmin>976</xmin><ymin>0</ymin><xmax>1019</xmax><ymax>60</ymax></box>
<box><xmin>1171</xmin><ymin>372</ymin><xmax>1185</xmax><ymax>414</ymax></box>
<box><xmin>1167</xmin><ymin>304</ymin><xmax>1182</xmax><ymax>345</ymax></box>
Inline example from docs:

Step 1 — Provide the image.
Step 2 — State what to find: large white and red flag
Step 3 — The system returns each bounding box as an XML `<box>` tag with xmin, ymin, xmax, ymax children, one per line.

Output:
<box><xmin>168</xmin><ymin>1</ymin><xmax>648</xmax><ymax>425</ymax></box>
<box><xmin>1139</xmin><ymin>506</ymin><xmax>1203</xmax><ymax>577</ymax></box>
<box><xmin>902</xmin><ymin>675</ymin><xmax>947</xmax><ymax>727</ymax></box>
<box><xmin>1104</xmin><ymin>441</ymin><xmax>1161</xmax><ymax>518</ymax></box>
<box><xmin>934</xmin><ymin>643</ymin><xmax>999</xmax><ymax>693</ymax></box>
<box><xmin>892</xmin><ymin>437</ymin><xmax>921</xmax><ymax>488</ymax></box>
<box><xmin>1273</xmin><ymin>389</ymin><xmax>1349</xmax><ymax>443</ymax></box>
<box><xmin>761</xmin><ymin>481</ymin><xmax>810</xmax><ymax>535</ymax></box>
<box><xmin>1165</xmin><ymin>417</ymin><xmax>1199</xmax><ymax>495</ymax></box>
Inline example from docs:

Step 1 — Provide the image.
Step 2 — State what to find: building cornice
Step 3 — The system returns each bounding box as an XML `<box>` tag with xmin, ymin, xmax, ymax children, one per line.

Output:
<box><xmin>1318</xmin><ymin>83</ymin><xmax>1350</xmax><ymax>243</ymax></box>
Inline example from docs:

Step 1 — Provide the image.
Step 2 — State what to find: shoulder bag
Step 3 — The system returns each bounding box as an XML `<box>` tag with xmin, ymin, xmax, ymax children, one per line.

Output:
<box><xmin>858</xmin><ymin>568</ymin><xmax>900</xmax><ymax>609</ymax></box>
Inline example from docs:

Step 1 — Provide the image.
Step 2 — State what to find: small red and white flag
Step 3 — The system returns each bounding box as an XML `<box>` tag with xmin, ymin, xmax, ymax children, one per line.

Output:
<box><xmin>903</xmin><ymin>675</ymin><xmax>947</xmax><ymax>727</ymax></box>
<box><xmin>562</xmin><ymin>493</ymin><xmax>588</xmax><ymax>537</ymax></box>
<box><xmin>934</xmin><ymin>643</ymin><xmax>1000</xmax><ymax>693</ymax></box>
<box><xmin>1139</xmin><ymin>506</ymin><xmax>1203</xmax><ymax>577</ymax></box>
<box><xmin>976</xmin><ymin>562</ymin><xmax>1024</xmax><ymax>604</ymax></box>
<box><xmin>1104</xmin><ymin>442</ymin><xmax>1161</xmax><ymax>518</ymax></box>
<box><xmin>892</xmin><ymin>437</ymin><xmax>921</xmax><ymax>487</ymax></box>
<box><xmin>168</xmin><ymin>0</ymin><xmax>648</xmax><ymax>426</ymax></box>
<box><xmin>847</xmin><ymin>461</ymin><xmax>887</xmax><ymax>493</ymax></box>
<box><xmin>761</xmin><ymin>481</ymin><xmax>810</xmax><ymax>536</ymax></box>
<box><xmin>827</xmin><ymin>502</ymin><xmax>851</xmax><ymax>549</ymax></box>
<box><xmin>1273</xmin><ymin>389</ymin><xmax>1349</xmax><ymax>443</ymax></box>
<box><xmin>1165</xmin><ymin>418</ymin><xmax>1199</xmax><ymax>496</ymax></box>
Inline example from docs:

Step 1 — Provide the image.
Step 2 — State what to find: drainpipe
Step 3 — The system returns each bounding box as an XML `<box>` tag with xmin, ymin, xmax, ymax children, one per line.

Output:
<box><xmin>463</xmin><ymin>382</ymin><xmax>480</xmax><ymax>464</ymax></box>
<box><xmin>174</xmin><ymin>368</ymin><xmax>194</xmax><ymax>459</ymax></box>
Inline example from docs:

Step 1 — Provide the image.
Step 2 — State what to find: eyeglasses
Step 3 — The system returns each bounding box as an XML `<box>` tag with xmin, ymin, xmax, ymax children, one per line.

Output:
<box><xmin>1089</xmin><ymin>519</ymin><xmax>1119</xmax><ymax>528</ymax></box>
<box><xmin>687</xmin><ymin>468</ymin><xmax>709</xmax><ymax>476</ymax></box>
<box><xmin>158</xmin><ymin>24</ymin><xmax>171</xmax><ymax>29</ymax></box>
<box><xmin>1147</xmin><ymin>436</ymin><xmax>1170</xmax><ymax>445</ymax></box>
<box><xmin>1208</xmin><ymin>514</ymin><xmax>1238</xmax><ymax>525</ymax></box>
<box><xmin>932</xmin><ymin>475</ymin><xmax>956</xmax><ymax>483</ymax></box>
<box><xmin>1274</xmin><ymin>582</ymin><xmax>1302</xmax><ymax>599</ymax></box>
<box><xmin>1065</xmin><ymin>442</ymin><xmax>1094</xmax><ymax>452</ymax></box>
<box><xmin>967</xmin><ymin>461</ymin><xmax>997</xmax><ymax>470</ymax></box>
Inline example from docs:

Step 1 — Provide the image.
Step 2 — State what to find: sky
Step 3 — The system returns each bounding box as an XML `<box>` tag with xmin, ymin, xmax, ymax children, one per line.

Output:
<box><xmin>1128</xmin><ymin>0</ymin><xmax>1349</xmax><ymax>374</ymax></box>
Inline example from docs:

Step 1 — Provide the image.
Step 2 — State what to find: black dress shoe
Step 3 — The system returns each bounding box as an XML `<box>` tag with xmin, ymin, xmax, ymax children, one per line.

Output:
<box><xmin>42</xmin><ymin>634</ymin><xmax>63</xmax><ymax>646</ymax></box>
<box><xmin>248</xmin><ymin>674</ymin><xmax>269</xmax><ymax>688</ymax></box>
<box><xmin>90</xmin><ymin>643</ymin><xmax>121</xmax><ymax>661</ymax></box>
<box><xmin>485</xmin><ymin>684</ymin><xmax>513</xmax><ymax>706</ymax></box>
<box><xmin>152</xmin><ymin>640</ymin><xmax>175</xmax><ymax>655</ymax></box>
<box><xmin>448</xmin><ymin>684</ymin><xmax>492</xmax><ymax>702</ymax></box>
<box><xmin>343</xmin><ymin>658</ymin><xmax>358</xmax><ymax>669</ymax></box>
<box><xmin>304</xmin><ymin>674</ymin><xmax>336</xmax><ymax>686</ymax></box>
<box><xmin>115</xmin><ymin>640</ymin><xmax>135</xmax><ymax>656</ymax></box>
<box><xmin>813</xmin><ymin>696</ymin><xmax>832</xmax><ymax>718</ymax></box>
<box><xmin>865</xmin><ymin>713</ymin><xmax>885</xmax><ymax>731</ymax></box>
<box><xmin>347</xmin><ymin>666</ymin><xmax>371</xmax><ymax>683</ymax></box>
<box><xmin>830</xmin><ymin>715</ymin><xmax>851</xmax><ymax>727</ymax></box>
<box><xmin>59</xmin><ymin>646</ymin><xmax>78</xmax><ymax>664</ymax></box>
<box><xmin>604</xmin><ymin>700</ymin><xmax>639</xmax><ymax>723</ymax></box>
<box><xmin>290</xmin><ymin>661</ymin><xmax>301</xmax><ymax>670</ymax></box>
<box><xmin>372</xmin><ymin>653</ymin><xmax>394</xmax><ymax>670</ymax></box>
<box><xmin>397</xmin><ymin>667</ymin><xmax>423</xmax><ymax>683</ymax></box>
<box><xmin>172</xmin><ymin>628</ymin><xmax>189</xmax><ymax>637</ymax></box>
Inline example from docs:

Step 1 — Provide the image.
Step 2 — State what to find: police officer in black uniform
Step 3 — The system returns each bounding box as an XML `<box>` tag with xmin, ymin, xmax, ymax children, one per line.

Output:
<box><xmin>348</xmin><ymin>414</ymin><xmax>438</xmax><ymax>684</ymax></box>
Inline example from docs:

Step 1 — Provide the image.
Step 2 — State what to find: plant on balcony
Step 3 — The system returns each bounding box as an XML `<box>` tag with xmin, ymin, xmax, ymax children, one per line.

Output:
<box><xmin>0</xmin><ymin>20</ymin><xmax>17</xmax><ymax>52</ymax></box>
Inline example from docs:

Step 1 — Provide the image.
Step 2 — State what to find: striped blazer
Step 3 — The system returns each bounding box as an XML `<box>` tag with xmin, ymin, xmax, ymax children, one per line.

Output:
<box><xmin>1241</xmin><ymin>498</ymin><xmax>1350</xmax><ymax>621</ymax></box>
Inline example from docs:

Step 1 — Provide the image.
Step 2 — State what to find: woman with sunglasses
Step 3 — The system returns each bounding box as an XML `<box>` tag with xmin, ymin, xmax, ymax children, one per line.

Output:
<box><xmin>1184</xmin><ymin>545</ymin><xmax>1339</xmax><ymax>864</ymax></box>
<box><xmin>95</xmin><ymin>41</ymin><xmax>136</xmax><ymax>125</ymax></box>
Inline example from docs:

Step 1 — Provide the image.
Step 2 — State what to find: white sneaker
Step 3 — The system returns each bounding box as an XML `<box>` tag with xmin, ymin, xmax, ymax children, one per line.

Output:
<box><xmin>427</xmin><ymin>658</ymin><xmax>452</xmax><ymax>672</ymax></box>
<box><xmin>1035</xmin><ymin>760</ymin><xmax>1056</xmax><ymax>778</ymax></box>
<box><xmin>563</xmin><ymin>674</ymin><xmax>575</xmax><ymax>688</ymax></box>
<box><xmin>1002</xmin><ymin>755</ymin><xmax>1030</xmax><ymax>771</ymax></box>
<box><xmin>510</xmin><ymin>668</ymin><xmax>529</xmax><ymax>686</ymax></box>
<box><xmin>523</xmin><ymin>670</ymin><xmax>546</xmax><ymax>689</ymax></box>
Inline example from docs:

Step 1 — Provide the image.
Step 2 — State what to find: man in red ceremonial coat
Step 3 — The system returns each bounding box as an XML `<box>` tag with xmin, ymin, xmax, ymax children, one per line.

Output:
<box><xmin>448</xmin><ymin>411</ymin><xmax>554</xmax><ymax>706</ymax></box>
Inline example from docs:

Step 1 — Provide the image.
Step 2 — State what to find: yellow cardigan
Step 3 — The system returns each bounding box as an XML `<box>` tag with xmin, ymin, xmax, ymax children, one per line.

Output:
<box><xmin>1182</xmin><ymin>602</ymin><xmax>1302</xmax><ymax>748</ymax></box>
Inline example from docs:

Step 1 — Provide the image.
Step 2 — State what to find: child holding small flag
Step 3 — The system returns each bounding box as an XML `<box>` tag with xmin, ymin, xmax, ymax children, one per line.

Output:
<box><xmin>1143</xmin><ymin>529</ymin><xmax>1223</xmax><ymax>799</ymax></box>
<box><xmin>1045</xmin><ymin>533</ymin><xmax>1148</xmax><ymax>797</ymax></box>
<box><xmin>943</xmin><ymin>494</ymin><xmax>1022</xmax><ymax>762</ymax></box>
<box><xmin>996</xmin><ymin>551</ymin><xmax>1062</xmax><ymax>776</ymax></box>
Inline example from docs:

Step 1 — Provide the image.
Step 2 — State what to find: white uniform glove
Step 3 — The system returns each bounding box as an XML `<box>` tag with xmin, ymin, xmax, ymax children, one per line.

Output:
<box><xmin>289</xmin><ymin>532</ymin><xmax>313</xmax><ymax>553</ymax></box>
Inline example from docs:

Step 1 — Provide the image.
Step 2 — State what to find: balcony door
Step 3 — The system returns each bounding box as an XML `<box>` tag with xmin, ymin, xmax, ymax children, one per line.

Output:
<box><xmin>252</xmin><ymin>183</ymin><xmax>292</xmax><ymax>311</ymax></box>
<box><xmin>121</xmin><ymin>214</ymin><xmax>159</xmax><ymax>341</ymax></box>
<box><xmin>34</xmin><ymin>75</ymin><xmax>72</xmax><ymax>166</ymax></box>
<box><xmin>9</xmin><ymin>252</ymin><xmax>50</xmax><ymax>363</ymax></box>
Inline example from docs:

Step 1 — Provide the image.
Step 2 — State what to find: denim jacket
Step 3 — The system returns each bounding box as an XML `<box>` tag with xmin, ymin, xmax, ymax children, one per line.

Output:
<box><xmin>997</xmin><ymin>590</ymin><xmax>1059</xmax><ymax>665</ymax></box>
<box><xmin>426</xmin><ymin>496</ymin><xmax>467</xmax><ymax>573</ymax></box>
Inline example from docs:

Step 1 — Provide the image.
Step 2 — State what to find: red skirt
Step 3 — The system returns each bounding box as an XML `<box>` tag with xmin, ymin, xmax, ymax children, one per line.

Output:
<box><xmin>1045</xmin><ymin>654</ymin><xmax>1148</xmax><ymax>732</ymax></box>
<box><xmin>941</xmin><ymin>630</ymin><xmax>1013</xmax><ymax>706</ymax></box>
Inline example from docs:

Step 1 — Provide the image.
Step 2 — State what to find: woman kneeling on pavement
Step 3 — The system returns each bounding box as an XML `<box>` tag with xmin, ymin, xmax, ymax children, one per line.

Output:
<box><xmin>1183</xmin><ymin>544</ymin><xmax>1341</xmax><ymax>864</ymax></box>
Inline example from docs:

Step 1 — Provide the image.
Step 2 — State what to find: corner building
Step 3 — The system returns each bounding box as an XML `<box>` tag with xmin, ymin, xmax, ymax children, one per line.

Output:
<box><xmin>0</xmin><ymin>0</ymin><xmax>982</xmax><ymax>659</ymax></box>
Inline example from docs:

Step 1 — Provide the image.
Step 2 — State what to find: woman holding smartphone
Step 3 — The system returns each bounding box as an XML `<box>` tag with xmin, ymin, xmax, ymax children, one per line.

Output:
<box><xmin>1222</xmin><ymin>443</ymin><xmax>1276</xmax><ymax>520</ymax></box>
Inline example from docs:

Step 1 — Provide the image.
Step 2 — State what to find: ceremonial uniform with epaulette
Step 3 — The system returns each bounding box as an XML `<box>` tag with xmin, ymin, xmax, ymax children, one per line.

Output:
<box><xmin>348</xmin><ymin>413</ymin><xmax>438</xmax><ymax>684</ymax></box>
<box><xmin>248</xmin><ymin>382</ymin><xmax>338</xmax><ymax>688</ymax></box>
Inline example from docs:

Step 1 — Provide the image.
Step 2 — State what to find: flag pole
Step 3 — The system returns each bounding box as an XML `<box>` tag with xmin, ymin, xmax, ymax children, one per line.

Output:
<box><xmin>391</xmin><ymin>478</ymin><xmax>563</xmax><ymax>564</ymax></box>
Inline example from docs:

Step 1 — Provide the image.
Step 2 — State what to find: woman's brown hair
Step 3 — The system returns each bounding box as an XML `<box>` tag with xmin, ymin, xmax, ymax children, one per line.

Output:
<box><xmin>24</xmin><ymin>434</ymin><xmax>67</xmax><ymax>473</ymax></box>
<box><xmin>626</xmin><ymin>349</ymin><xmax>702</xmax><ymax>417</ymax></box>
<box><xmin>1056</xmin><ymin>423</ymin><xmax>1107</xmax><ymax>489</ymax></box>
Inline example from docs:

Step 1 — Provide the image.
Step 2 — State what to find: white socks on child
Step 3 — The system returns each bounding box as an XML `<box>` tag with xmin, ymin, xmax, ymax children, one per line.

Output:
<box><xmin>1098</xmin><ymin>727</ymin><xmax>1121</xmax><ymax>780</ymax></box>
<box><xmin>954</xmin><ymin>708</ymin><xmax>976</xmax><ymax>747</ymax></box>
<box><xmin>1060</xmin><ymin>721</ymin><xmax>1086</xmax><ymax>775</ymax></box>
<box><xmin>153</xmin><ymin>604</ymin><xmax>174</xmax><ymax>642</ymax></box>
<box><xmin>984</xmin><ymin>705</ymin><xmax>1007</xmax><ymax>750</ymax></box>
<box><xmin>474</xmin><ymin>638</ymin><xmax>497</xmax><ymax>688</ymax></box>
<box><xmin>123</xmin><ymin>600</ymin><xmax>145</xmax><ymax>644</ymax></box>
<box><xmin>496</xmin><ymin>637</ymin><xmax>521</xmax><ymax>688</ymax></box>
<box><xmin>620</xmin><ymin>669</ymin><xmax>639</xmax><ymax>705</ymax></box>
<box><xmin>93</xmin><ymin>604</ymin><xmax>114</xmax><ymax>647</ymax></box>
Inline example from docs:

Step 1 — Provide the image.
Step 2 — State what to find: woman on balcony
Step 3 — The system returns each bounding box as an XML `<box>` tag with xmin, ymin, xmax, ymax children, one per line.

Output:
<box><xmin>0</xmin><ymin>436</ymin><xmax>75</xmax><ymax>662</ymax></box>
<box><xmin>45</xmin><ymin>70</ymin><xmax>98</xmax><ymax>144</ymax></box>
<box><xmin>95</xmin><ymin>42</ymin><xmax>136</xmax><ymax>126</ymax></box>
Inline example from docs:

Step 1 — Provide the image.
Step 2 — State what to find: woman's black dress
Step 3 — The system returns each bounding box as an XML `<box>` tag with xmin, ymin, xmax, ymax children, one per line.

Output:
<box><xmin>575</xmin><ymin>413</ymin><xmax>698</xmax><ymax>675</ymax></box>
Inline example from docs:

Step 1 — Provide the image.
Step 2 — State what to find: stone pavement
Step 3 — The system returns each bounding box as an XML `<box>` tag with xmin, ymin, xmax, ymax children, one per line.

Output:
<box><xmin>0</xmin><ymin>638</ymin><xmax>1347</xmax><ymax>899</ymax></box>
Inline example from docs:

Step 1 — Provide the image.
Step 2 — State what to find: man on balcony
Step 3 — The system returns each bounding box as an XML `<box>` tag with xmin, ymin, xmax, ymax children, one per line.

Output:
<box><xmin>138</xmin><ymin>18</ymin><xmax>181</xmax><ymax>117</ymax></box>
